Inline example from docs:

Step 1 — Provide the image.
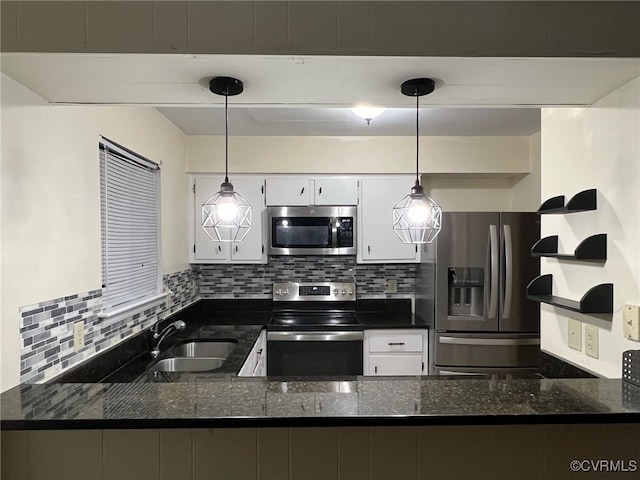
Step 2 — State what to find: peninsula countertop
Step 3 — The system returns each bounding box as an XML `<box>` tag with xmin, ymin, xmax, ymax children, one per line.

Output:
<box><xmin>2</xmin><ymin>376</ymin><xmax>640</xmax><ymax>430</ymax></box>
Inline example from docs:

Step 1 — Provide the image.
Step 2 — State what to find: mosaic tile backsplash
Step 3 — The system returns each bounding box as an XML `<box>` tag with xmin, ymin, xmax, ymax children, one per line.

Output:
<box><xmin>19</xmin><ymin>269</ymin><xmax>199</xmax><ymax>384</ymax></box>
<box><xmin>196</xmin><ymin>255</ymin><xmax>416</xmax><ymax>298</ymax></box>
<box><xmin>19</xmin><ymin>256</ymin><xmax>416</xmax><ymax>383</ymax></box>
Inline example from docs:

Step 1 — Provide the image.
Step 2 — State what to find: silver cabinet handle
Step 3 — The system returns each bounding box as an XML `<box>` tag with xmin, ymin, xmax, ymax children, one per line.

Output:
<box><xmin>488</xmin><ymin>225</ymin><xmax>498</xmax><ymax>319</ymax></box>
<box><xmin>503</xmin><ymin>224</ymin><xmax>513</xmax><ymax>319</ymax></box>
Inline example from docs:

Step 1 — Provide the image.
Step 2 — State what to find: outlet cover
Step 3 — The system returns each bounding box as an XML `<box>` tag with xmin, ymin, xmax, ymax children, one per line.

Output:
<box><xmin>73</xmin><ymin>322</ymin><xmax>85</xmax><ymax>352</ymax></box>
<box><xmin>568</xmin><ymin>318</ymin><xmax>582</xmax><ymax>351</ymax></box>
<box><xmin>585</xmin><ymin>325</ymin><xmax>599</xmax><ymax>359</ymax></box>
<box><xmin>385</xmin><ymin>279</ymin><xmax>398</xmax><ymax>294</ymax></box>
<box><xmin>623</xmin><ymin>304</ymin><xmax>640</xmax><ymax>341</ymax></box>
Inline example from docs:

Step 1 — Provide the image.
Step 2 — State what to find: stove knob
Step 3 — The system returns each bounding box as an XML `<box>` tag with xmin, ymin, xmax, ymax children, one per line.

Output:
<box><xmin>341</xmin><ymin>288</ymin><xmax>346</xmax><ymax>296</ymax></box>
<box><xmin>276</xmin><ymin>288</ymin><xmax>282</xmax><ymax>296</ymax></box>
<box><xmin>332</xmin><ymin>288</ymin><xmax>338</xmax><ymax>296</ymax></box>
<box><xmin>284</xmin><ymin>288</ymin><xmax>289</xmax><ymax>296</ymax></box>
<box><xmin>348</xmin><ymin>288</ymin><xmax>354</xmax><ymax>296</ymax></box>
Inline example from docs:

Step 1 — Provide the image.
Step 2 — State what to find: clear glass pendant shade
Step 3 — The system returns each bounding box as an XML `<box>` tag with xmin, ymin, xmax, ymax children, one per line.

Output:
<box><xmin>393</xmin><ymin>184</ymin><xmax>442</xmax><ymax>244</ymax></box>
<box><xmin>202</xmin><ymin>181</ymin><xmax>252</xmax><ymax>242</ymax></box>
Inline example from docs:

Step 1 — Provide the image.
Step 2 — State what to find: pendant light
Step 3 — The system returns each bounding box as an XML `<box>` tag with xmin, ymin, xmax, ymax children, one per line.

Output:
<box><xmin>202</xmin><ymin>76</ymin><xmax>252</xmax><ymax>243</ymax></box>
<box><xmin>392</xmin><ymin>78</ymin><xmax>442</xmax><ymax>244</ymax></box>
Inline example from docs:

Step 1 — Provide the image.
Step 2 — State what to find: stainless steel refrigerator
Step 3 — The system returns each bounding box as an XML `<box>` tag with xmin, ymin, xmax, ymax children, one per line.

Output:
<box><xmin>430</xmin><ymin>212</ymin><xmax>541</xmax><ymax>374</ymax></box>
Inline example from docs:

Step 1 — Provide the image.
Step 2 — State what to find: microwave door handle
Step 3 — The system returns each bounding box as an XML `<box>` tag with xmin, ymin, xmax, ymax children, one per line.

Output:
<box><xmin>332</xmin><ymin>218</ymin><xmax>338</xmax><ymax>247</ymax></box>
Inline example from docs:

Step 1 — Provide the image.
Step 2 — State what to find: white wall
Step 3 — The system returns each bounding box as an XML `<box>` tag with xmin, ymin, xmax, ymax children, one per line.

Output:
<box><xmin>0</xmin><ymin>74</ymin><xmax>189</xmax><ymax>391</ymax></box>
<box><xmin>187</xmin><ymin>135</ymin><xmax>532</xmax><ymax>176</ymax></box>
<box><xmin>187</xmin><ymin>134</ymin><xmax>538</xmax><ymax>212</ymax></box>
<box><xmin>540</xmin><ymin>77</ymin><xmax>640</xmax><ymax>378</ymax></box>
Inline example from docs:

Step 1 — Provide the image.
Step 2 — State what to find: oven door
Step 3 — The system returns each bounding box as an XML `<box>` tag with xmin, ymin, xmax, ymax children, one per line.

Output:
<box><xmin>267</xmin><ymin>331</ymin><xmax>363</xmax><ymax>376</ymax></box>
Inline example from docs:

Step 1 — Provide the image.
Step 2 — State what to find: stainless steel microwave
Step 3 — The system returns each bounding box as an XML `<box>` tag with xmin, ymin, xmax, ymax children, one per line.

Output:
<box><xmin>267</xmin><ymin>206</ymin><xmax>356</xmax><ymax>255</ymax></box>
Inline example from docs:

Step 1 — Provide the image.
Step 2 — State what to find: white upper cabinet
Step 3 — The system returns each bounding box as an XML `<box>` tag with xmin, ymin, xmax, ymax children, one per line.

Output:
<box><xmin>265</xmin><ymin>177</ymin><xmax>358</xmax><ymax>206</ymax></box>
<box><xmin>264</xmin><ymin>177</ymin><xmax>311</xmax><ymax>206</ymax></box>
<box><xmin>358</xmin><ymin>176</ymin><xmax>420</xmax><ymax>263</ymax></box>
<box><xmin>313</xmin><ymin>177</ymin><xmax>358</xmax><ymax>205</ymax></box>
<box><xmin>190</xmin><ymin>175</ymin><xmax>266</xmax><ymax>264</ymax></box>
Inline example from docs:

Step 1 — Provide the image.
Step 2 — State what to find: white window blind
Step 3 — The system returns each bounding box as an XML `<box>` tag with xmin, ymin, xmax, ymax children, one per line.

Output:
<box><xmin>100</xmin><ymin>138</ymin><xmax>161</xmax><ymax>311</ymax></box>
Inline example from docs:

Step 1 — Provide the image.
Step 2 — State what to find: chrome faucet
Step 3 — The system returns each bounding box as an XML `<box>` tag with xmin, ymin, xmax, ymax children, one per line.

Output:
<box><xmin>151</xmin><ymin>320</ymin><xmax>186</xmax><ymax>358</ymax></box>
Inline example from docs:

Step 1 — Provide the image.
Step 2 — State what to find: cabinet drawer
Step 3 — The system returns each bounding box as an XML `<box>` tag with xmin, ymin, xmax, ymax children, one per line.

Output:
<box><xmin>368</xmin><ymin>333</ymin><xmax>423</xmax><ymax>353</ymax></box>
<box><xmin>368</xmin><ymin>354</ymin><xmax>423</xmax><ymax>375</ymax></box>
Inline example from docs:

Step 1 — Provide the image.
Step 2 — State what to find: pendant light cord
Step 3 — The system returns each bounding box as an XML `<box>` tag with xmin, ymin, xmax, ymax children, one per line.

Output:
<box><xmin>224</xmin><ymin>93</ymin><xmax>229</xmax><ymax>183</ymax></box>
<box><xmin>415</xmin><ymin>92</ymin><xmax>420</xmax><ymax>186</ymax></box>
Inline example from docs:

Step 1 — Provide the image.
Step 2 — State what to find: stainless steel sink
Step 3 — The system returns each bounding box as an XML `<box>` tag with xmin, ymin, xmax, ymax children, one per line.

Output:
<box><xmin>150</xmin><ymin>357</ymin><xmax>226</xmax><ymax>372</ymax></box>
<box><xmin>169</xmin><ymin>340</ymin><xmax>236</xmax><ymax>359</ymax></box>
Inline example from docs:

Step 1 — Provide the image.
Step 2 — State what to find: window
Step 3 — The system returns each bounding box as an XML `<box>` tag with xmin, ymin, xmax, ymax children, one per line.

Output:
<box><xmin>99</xmin><ymin>138</ymin><xmax>162</xmax><ymax>317</ymax></box>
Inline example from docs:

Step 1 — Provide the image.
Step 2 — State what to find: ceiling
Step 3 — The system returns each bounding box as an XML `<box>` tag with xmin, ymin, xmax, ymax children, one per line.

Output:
<box><xmin>2</xmin><ymin>53</ymin><xmax>639</xmax><ymax>136</ymax></box>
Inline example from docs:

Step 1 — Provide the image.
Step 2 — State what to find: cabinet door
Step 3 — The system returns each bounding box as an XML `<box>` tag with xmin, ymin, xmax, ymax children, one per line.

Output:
<box><xmin>238</xmin><ymin>329</ymin><xmax>266</xmax><ymax>377</ymax></box>
<box><xmin>193</xmin><ymin>176</ymin><xmax>231</xmax><ymax>262</ymax></box>
<box><xmin>253</xmin><ymin>329</ymin><xmax>267</xmax><ymax>377</ymax></box>
<box><xmin>230</xmin><ymin>176</ymin><xmax>266</xmax><ymax>263</ymax></box>
<box><xmin>265</xmin><ymin>177</ymin><xmax>311</xmax><ymax>206</ymax></box>
<box><xmin>314</xmin><ymin>178</ymin><xmax>358</xmax><ymax>205</ymax></box>
<box><xmin>368</xmin><ymin>354</ymin><xmax>423</xmax><ymax>375</ymax></box>
<box><xmin>358</xmin><ymin>177</ymin><xmax>420</xmax><ymax>263</ymax></box>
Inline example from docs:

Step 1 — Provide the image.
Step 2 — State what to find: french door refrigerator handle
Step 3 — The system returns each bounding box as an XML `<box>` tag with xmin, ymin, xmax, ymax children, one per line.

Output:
<box><xmin>488</xmin><ymin>224</ymin><xmax>499</xmax><ymax>319</ymax></box>
<box><xmin>503</xmin><ymin>224</ymin><xmax>513</xmax><ymax>319</ymax></box>
<box><xmin>438</xmin><ymin>336</ymin><xmax>540</xmax><ymax>346</ymax></box>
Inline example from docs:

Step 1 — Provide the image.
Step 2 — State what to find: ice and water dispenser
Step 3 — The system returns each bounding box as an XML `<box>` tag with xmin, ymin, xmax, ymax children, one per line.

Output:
<box><xmin>447</xmin><ymin>267</ymin><xmax>484</xmax><ymax>317</ymax></box>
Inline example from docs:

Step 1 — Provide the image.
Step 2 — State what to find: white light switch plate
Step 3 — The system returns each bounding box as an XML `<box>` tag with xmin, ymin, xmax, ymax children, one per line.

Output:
<box><xmin>73</xmin><ymin>322</ymin><xmax>85</xmax><ymax>352</ymax></box>
<box><xmin>385</xmin><ymin>279</ymin><xmax>397</xmax><ymax>294</ymax></box>
<box><xmin>585</xmin><ymin>325</ymin><xmax>599</xmax><ymax>359</ymax></box>
<box><xmin>623</xmin><ymin>304</ymin><xmax>640</xmax><ymax>341</ymax></box>
<box><xmin>568</xmin><ymin>318</ymin><xmax>582</xmax><ymax>351</ymax></box>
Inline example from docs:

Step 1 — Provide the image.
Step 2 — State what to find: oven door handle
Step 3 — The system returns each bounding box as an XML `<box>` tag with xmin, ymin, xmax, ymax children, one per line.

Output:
<box><xmin>267</xmin><ymin>331</ymin><xmax>364</xmax><ymax>341</ymax></box>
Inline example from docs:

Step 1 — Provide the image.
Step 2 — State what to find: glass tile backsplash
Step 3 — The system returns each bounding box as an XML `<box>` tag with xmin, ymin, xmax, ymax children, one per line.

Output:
<box><xmin>19</xmin><ymin>256</ymin><xmax>416</xmax><ymax>383</ymax></box>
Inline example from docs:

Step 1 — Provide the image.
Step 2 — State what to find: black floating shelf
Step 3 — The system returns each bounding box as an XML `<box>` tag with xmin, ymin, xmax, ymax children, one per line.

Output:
<box><xmin>531</xmin><ymin>234</ymin><xmax>607</xmax><ymax>262</ymax></box>
<box><xmin>526</xmin><ymin>274</ymin><xmax>613</xmax><ymax>314</ymax></box>
<box><xmin>537</xmin><ymin>189</ymin><xmax>597</xmax><ymax>214</ymax></box>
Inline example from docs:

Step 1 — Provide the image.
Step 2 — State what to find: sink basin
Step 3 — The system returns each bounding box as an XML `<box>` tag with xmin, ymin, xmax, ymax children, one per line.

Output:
<box><xmin>169</xmin><ymin>340</ymin><xmax>237</xmax><ymax>359</ymax></box>
<box><xmin>150</xmin><ymin>357</ymin><xmax>226</xmax><ymax>372</ymax></box>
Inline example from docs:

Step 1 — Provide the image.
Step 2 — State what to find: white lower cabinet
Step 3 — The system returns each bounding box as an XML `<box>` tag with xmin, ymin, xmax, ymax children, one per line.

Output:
<box><xmin>364</xmin><ymin>329</ymin><xmax>428</xmax><ymax>376</ymax></box>
<box><xmin>238</xmin><ymin>329</ymin><xmax>266</xmax><ymax>377</ymax></box>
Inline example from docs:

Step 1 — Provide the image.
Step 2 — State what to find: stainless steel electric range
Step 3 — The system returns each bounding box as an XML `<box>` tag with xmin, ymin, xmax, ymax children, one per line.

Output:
<box><xmin>267</xmin><ymin>282</ymin><xmax>363</xmax><ymax>376</ymax></box>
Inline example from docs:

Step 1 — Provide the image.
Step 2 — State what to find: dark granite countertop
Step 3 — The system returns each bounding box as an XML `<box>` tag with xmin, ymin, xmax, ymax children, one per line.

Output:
<box><xmin>3</xmin><ymin>376</ymin><xmax>640</xmax><ymax>430</ymax></box>
<box><xmin>357</xmin><ymin>311</ymin><xmax>428</xmax><ymax>328</ymax></box>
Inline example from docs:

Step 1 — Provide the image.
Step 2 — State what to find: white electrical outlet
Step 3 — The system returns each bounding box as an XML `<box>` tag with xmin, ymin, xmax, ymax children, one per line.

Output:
<box><xmin>568</xmin><ymin>318</ymin><xmax>582</xmax><ymax>351</ymax></box>
<box><xmin>623</xmin><ymin>304</ymin><xmax>640</xmax><ymax>341</ymax></box>
<box><xmin>385</xmin><ymin>279</ymin><xmax>398</xmax><ymax>294</ymax></box>
<box><xmin>73</xmin><ymin>322</ymin><xmax>85</xmax><ymax>352</ymax></box>
<box><xmin>585</xmin><ymin>325</ymin><xmax>599</xmax><ymax>359</ymax></box>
